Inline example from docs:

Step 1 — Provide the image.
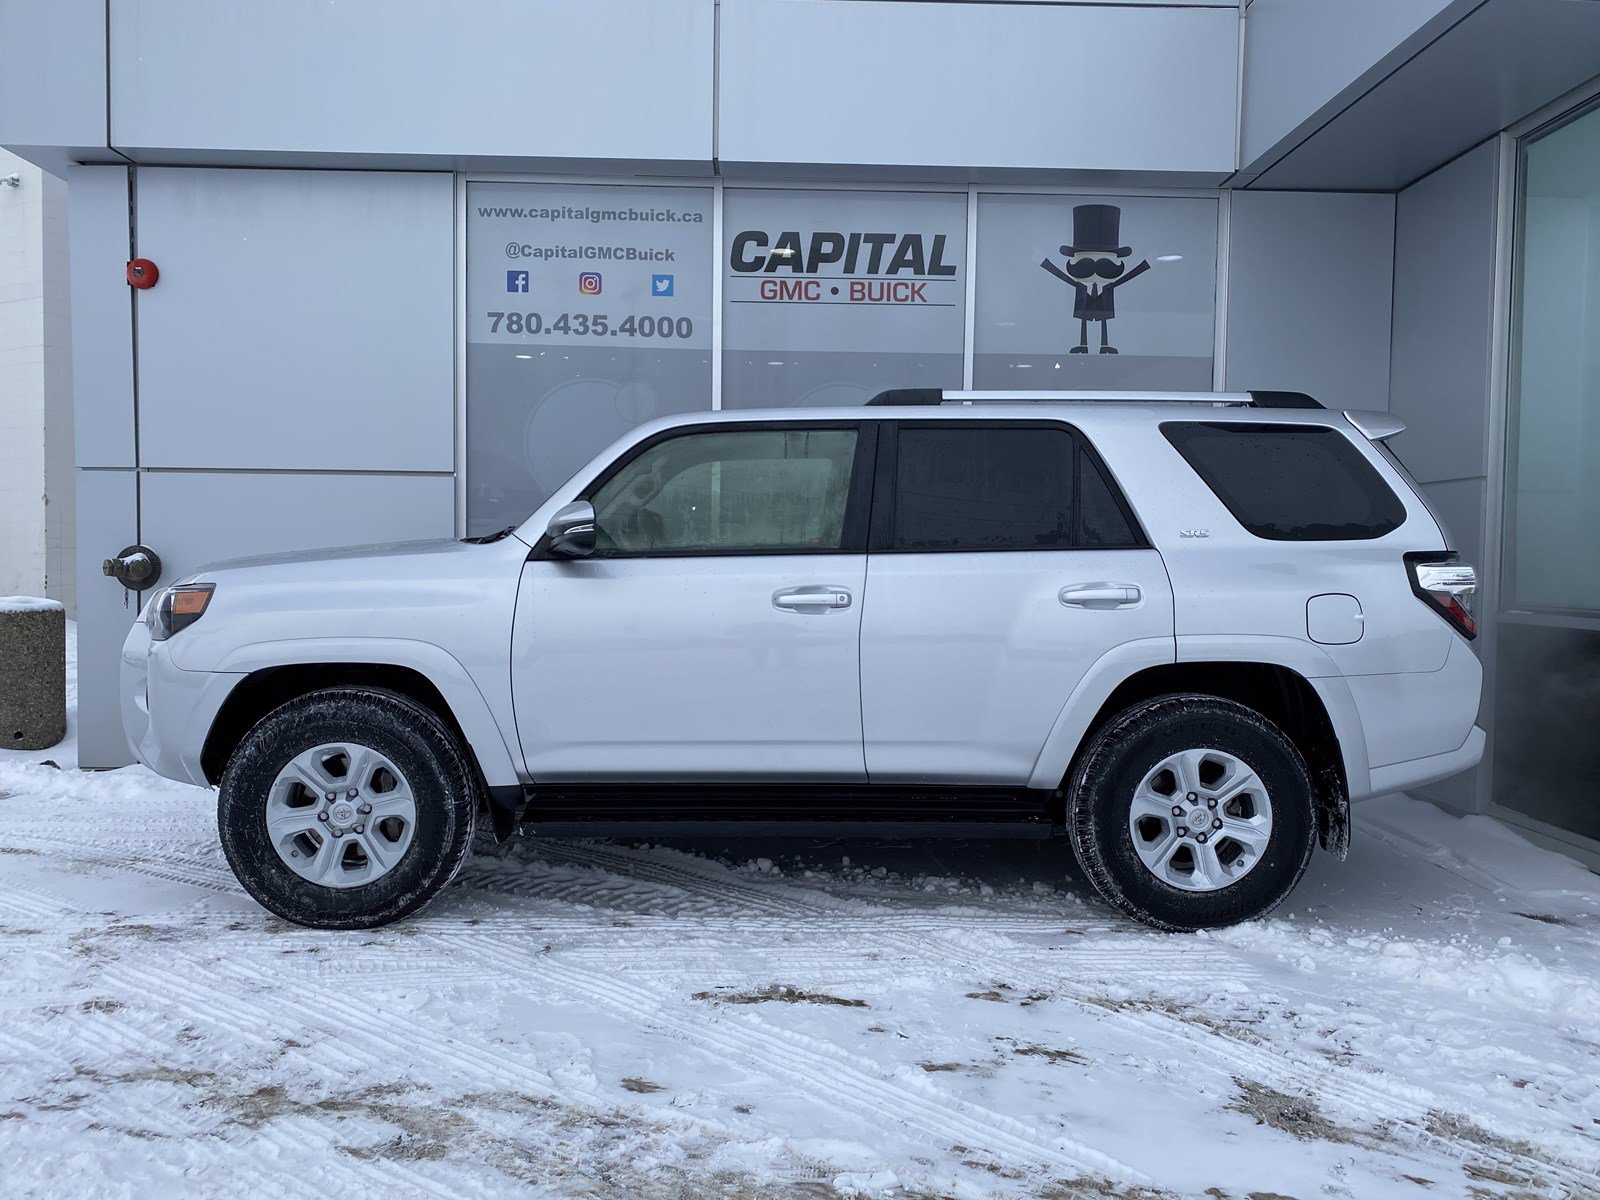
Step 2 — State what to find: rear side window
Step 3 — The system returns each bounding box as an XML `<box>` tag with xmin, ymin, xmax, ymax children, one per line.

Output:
<box><xmin>887</xmin><ymin>425</ymin><xmax>1141</xmax><ymax>551</ymax></box>
<box><xmin>1162</xmin><ymin>422</ymin><xmax>1406</xmax><ymax>541</ymax></box>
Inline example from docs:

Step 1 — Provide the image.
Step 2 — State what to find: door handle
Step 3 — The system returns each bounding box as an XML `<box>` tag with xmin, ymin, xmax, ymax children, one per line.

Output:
<box><xmin>1060</xmin><ymin>583</ymin><xmax>1142</xmax><ymax>609</ymax></box>
<box><xmin>773</xmin><ymin>585</ymin><xmax>852</xmax><ymax>612</ymax></box>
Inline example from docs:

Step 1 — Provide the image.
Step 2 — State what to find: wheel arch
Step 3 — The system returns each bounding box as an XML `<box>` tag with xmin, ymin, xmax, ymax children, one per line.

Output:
<box><xmin>1038</xmin><ymin>657</ymin><xmax>1357</xmax><ymax>859</ymax></box>
<box><xmin>199</xmin><ymin>643</ymin><xmax>525</xmax><ymax>838</ymax></box>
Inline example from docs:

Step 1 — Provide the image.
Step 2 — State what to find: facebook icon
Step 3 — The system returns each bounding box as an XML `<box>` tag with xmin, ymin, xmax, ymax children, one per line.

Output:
<box><xmin>506</xmin><ymin>270</ymin><xmax>529</xmax><ymax>293</ymax></box>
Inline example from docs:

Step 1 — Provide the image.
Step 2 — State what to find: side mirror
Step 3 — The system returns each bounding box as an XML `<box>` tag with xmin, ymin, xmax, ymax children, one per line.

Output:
<box><xmin>545</xmin><ymin>500</ymin><xmax>597</xmax><ymax>558</ymax></box>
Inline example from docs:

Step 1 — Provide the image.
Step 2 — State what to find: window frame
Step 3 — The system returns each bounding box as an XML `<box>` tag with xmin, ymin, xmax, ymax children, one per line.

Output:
<box><xmin>867</xmin><ymin>419</ymin><xmax>1150</xmax><ymax>554</ymax></box>
<box><xmin>1160</xmin><ymin>420</ymin><xmax>1407</xmax><ymax>543</ymax></box>
<box><xmin>536</xmin><ymin>420</ymin><xmax>878</xmax><ymax>560</ymax></box>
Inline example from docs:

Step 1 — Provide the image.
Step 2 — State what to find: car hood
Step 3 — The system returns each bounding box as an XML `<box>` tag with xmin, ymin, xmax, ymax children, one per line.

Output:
<box><xmin>181</xmin><ymin>536</ymin><xmax>529</xmax><ymax>584</ymax></box>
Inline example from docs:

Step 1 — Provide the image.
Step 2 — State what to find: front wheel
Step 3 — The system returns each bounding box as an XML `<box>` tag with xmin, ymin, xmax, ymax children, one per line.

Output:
<box><xmin>1066</xmin><ymin>695</ymin><xmax>1316</xmax><ymax>931</ymax></box>
<box><xmin>218</xmin><ymin>687</ymin><xmax>477</xmax><ymax>929</ymax></box>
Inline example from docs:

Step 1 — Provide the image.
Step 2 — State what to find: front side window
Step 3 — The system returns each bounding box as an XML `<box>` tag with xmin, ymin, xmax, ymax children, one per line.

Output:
<box><xmin>1163</xmin><ymin>422</ymin><xmax>1405</xmax><ymax>541</ymax></box>
<box><xmin>591</xmin><ymin>427</ymin><xmax>859</xmax><ymax>554</ymax></box>
<box><xmin>888</xmin><ymin>425</ymin><xmax>1140</xmax><ymax>551</ymax></box>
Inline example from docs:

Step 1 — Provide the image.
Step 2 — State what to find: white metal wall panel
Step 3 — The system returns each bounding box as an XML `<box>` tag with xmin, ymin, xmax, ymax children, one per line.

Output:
<box><xmin>1225</xmin><ymin>190</ymin><xmax>1395</xmax><ymax>411</ymax></box>
<box><xmin>134</xmin><ymin>168</ymin><xmax>454</xmax><ymax>472</ymax></box>
<box><xmin>719</xmin><ymin>0</ymin><xmax>1238</xmax><ymax>175</ymax></box>
<box><xmin>74</xmin><ymin>469</ymin><xmax>139</xmax><ymax>769</ymax></box>
<box><xmin>1388</xmin><ymin>141</ymin><xmax>1499</xmax><ymax>487</ymax></box>
<box><xmin>109</xmin><ymin>0</ymin><xmax>714</xmax><ymax>164</ymax></box>
<box><xmin>138</xmin><ymin>472</ymin><xmax>457</xmax><ymax>589</ymax></box>
<box><xmin>0</xmin><ymin>0</ymin><xmax>109</xmax><ymax>170</ymax></box>
<box><xmin>68</xmin><ymin>167</ymin><xmax>135</xmax><ymax>469</ymax></box>
<box><xmin>1420</xmin><ymin>477</ymin><xmax>1485</xmax><ymax>568</ymax></box>
<box><xmin>1244</xmin><ymin>0</ymin><xmax>1600</xmax><ymax>192</ymax></box>
<box><xmin>1239</xmin><ymin>0</ymin><xmax>1459</xmax><ymax>170</ymax></box>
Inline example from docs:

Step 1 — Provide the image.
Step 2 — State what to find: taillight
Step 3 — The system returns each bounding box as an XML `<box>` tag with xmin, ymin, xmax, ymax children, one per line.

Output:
<box><xmin>1405</xmin><ymin>552</ymin><xmax>1476</xmax><ymax>640</ymax></box>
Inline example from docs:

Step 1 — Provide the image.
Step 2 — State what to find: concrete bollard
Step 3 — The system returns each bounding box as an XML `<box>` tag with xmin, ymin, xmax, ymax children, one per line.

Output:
<box><xmin>0</xmin><ymin>597</ymin><xmax>67</xmax><ymax>751</ymax></box>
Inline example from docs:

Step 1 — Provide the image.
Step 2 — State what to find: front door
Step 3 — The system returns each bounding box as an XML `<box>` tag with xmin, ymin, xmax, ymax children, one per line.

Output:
<box><xmin>860</xmin><ymin>420</ymin><xmax>1174</xmax><ymax>783</ymax></box>
<box><xmin>513</xmin><ymin>422</ymin><xmax>875</xmax><ymax>780</ymax></box>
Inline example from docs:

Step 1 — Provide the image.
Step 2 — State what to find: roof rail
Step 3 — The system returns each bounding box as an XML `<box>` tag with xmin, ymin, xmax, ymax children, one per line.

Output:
<box><xmin>864</xmin><ymin>388</ymin><xmax>1324</xmax><ymax>409</ymax></box>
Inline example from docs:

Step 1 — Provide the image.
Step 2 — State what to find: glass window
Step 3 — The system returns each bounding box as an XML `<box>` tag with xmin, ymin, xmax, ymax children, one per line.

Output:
<box><xmin>974</xmin><ymin>194</ymin><xmax>1218</xmax><ymax>390</ymax></box>
<box><xmin>465</xmin><ymin>182</ymin><xmax>714</xmax><ymax>536</ymax></box>
<box><xmin>1163</xmin><ymin>423</ymin><xmax>1405</xmax><ymax>541</ymax></box>
<box><xmin>1079</xmin><ymin>447</ymin><xmax>1140</xmax><ymax>547</ymax></box>
<box><xmin>721</xmin><ymin>188</ymin><xmax>967</xmax><ymax>408</ymax></box>
<box><xmin>1494</xmin><ymin>100</ymin><xmax>1600</xmax><ymax>843</ymax></box>
<box><xmin>591</xmin><ymin>428</ymin><xmax>859</xmax><ymax>554</ymax></box>
<box><xmin>889</xmin><ymin>426</ymin><xmax>1136</xmax><ymax>551</ymax></box>
<box><xmin>1506</xmin><ymin>100</ymin><xmax>1600</xmax><ymax>614</ymax></box>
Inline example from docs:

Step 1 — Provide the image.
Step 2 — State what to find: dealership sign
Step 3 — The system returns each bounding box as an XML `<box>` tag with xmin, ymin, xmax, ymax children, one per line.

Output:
<box><xmin>722</xmin><ymin>190</ymin><xmax>968</xmax><ymax>363</ymax></box>
<box><xmin>468</xmin><ymin>183</ymin><xmax>713</xmax><ymax>349</ymax></box>
<box><xmin>730</xmin><ymin>229</ymin><xmax>959</xmax><ymax>301</ymax></box>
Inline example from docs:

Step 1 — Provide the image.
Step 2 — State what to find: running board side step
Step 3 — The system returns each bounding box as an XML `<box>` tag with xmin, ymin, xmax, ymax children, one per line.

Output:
<box><xmin>514</xmin><ymin>782</ymin><xmax>1064</xmax><ymax>840</ymax></box>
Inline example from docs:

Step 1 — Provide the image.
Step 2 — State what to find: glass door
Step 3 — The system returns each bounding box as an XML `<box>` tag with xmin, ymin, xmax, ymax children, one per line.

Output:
<box><xmin>1494</xmin><ymin>99</ymin><xmax>1600</xmax><ymax>843</ymax></box>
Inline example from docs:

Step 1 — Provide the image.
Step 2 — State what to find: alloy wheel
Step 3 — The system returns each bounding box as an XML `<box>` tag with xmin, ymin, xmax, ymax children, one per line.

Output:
<box><xmin>1126</xmin><ymin>747</ymin><xmax>1273</xmax><ymax>892</ymax></box>
<box><xmin>264</xmin><ymin>742</ymin><xmax>418</xmax><ymax>889</ymax></box>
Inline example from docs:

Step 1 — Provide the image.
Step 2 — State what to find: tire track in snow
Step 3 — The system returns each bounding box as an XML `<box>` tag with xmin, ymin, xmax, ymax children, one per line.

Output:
<box><xmin>0</xmin><ymin>1007</ymin><xmax>351</xmax><ymax>1200</ymax></box>
<box><xmin>0</xmin><ymin>884</ymin><xmax>75</xmax><ymax>924</ymax></box>
<box><xmin>0</xmin><ymin>871</ymin><xmax>596</xmax><ymax>1199</ymax></box>
<box><xmin>12</xmin><ymin>799</ymin><xmax>1595</xmax><ymax>1193</ymax></box>
<box><xmin>444</xmin><ymin>927</ymin><xmax>1148</xmax><ymax>1190</ymax></box>
<box><xmin>133</xmin><ymin>949</ymin><xmax>890</xmax><ymax>1200</ymax></box>
<box><xmin>892</xmin><ymin>920</ymin><xmax>1600</xmax><ymax>1192</ymax></box>
<box><xmin>101</xmin><ymin>956</ymin><xmax>557</xmax><ymax>1200</ymax></box>
<box><xmin>512</xmin><ymin>840</ymin><xmax>1600</xmax><ymax>1193</ymax></box>
<box><xmin>3</xmin><ymin>831</ymin><xmax>240</xmax><ymax>894</ymax></box>
<box><xmin>35</xmin><ymin>813</ymin><xmax>1589</xmax><ymax>1185</ymax></box>
<box><xmin>507</xmin><ymin>841</ymin><xmax>846</xmax><ymax>918</ymax></box>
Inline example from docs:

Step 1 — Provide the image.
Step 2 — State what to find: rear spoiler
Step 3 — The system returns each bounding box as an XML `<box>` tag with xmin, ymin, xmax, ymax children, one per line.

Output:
<box><xmin>1343</xmin><ymin>410</ymin><xmax>1406</xmax><ymax>441</ymax></box>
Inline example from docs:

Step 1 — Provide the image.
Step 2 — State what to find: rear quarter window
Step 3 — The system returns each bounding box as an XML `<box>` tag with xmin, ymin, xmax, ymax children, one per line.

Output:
<box><xmin>1161</xmin><ymin>422</ymin><xmax>1406</xmax><ymax>541</ymax></box>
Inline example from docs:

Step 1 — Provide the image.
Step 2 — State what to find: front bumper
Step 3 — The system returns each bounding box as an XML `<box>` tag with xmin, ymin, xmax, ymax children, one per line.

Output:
<box><xmin>121</xmin><ymin>617</ymin><xmax>244</xmax><ymax>787</ymax></box>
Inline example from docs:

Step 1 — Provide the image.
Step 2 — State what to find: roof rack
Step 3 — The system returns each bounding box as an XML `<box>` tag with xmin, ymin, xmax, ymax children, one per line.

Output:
<box><xmin>865</xmin><ymin>388</ymin><xmax>1323</xmax><ymax>409</ymax></box>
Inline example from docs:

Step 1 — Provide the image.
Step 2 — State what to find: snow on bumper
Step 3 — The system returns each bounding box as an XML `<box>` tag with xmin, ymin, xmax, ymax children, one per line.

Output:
<box><xmin>121</xmin><ymin>617</ymin><xmax>243</xmax><ymax>787</ymax></box>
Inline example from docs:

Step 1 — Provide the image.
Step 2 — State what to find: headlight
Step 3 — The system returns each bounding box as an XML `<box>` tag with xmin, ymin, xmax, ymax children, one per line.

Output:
<box><xmin>148</xmin><ymin>583</ymin><xmax>215</xmax><ymax>641</ymax></box>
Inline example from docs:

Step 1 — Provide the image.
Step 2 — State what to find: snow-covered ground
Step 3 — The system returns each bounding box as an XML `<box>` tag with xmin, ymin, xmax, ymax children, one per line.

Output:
<box><xmin>2</xmin><ymin>629</ymin><xmax>1598</xmax><ymax>1198</ymax></box>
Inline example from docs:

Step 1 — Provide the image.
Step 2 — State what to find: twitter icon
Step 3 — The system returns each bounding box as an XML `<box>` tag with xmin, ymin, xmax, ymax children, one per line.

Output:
<box><xmin>651</xmin><ymin>274</ymin><xmax>674</xmax><ymax>298</ymax></box>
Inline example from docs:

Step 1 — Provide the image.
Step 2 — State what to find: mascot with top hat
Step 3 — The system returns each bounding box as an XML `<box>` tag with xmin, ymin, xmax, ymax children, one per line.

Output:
<box><xmin>1040</xmin><ymin>204</ymin><xmax>1151</xmax><ymax>356</ymax></box>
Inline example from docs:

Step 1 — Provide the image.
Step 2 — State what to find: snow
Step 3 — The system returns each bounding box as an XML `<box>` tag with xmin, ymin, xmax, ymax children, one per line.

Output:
<box><xmin>2</xmin><ymin>627</ymin><xmax>1598</xmax><ymax>1198</ymax></box>
<box><xmin>0</xmin><ymin>595</ymin><xmax>65</xmax><ymax>613</ymax></box>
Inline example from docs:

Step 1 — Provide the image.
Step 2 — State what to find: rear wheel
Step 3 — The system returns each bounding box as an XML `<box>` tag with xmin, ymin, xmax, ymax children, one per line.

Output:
<box><xmin>218</xmin><ymin>687</ymin><xmax>476</xmax><ymax>929</ymax></box>
<box><xmin>1066</xmin><ymin>694</ymin><xmax>1316</xmax><ymax>931</ymax></box>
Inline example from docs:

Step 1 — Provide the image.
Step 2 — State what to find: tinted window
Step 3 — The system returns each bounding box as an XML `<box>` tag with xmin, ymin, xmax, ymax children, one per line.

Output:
<box><xmin>592</xmin><ymin>428</ymin><xmax>858</xmax><ymax>554</ymax></box>
<box><xmin>890</xmin><ymin>426</ymin><xmax>1139</xmax><ymax>551</ymax></box>
<box><xmin>1079</xmin><ymin>447</ymin><xmax>1139</xmax><ymax>547</ymax></box>
<box><xmin>1163</xmin><ymin>422</ymin><xmax>1406</xmax><ymax>541</ymax></box>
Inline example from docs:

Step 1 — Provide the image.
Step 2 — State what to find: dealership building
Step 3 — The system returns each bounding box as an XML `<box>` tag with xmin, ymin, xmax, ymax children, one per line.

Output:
<box><xmin>3</xmin><ymin>0</ymin><xmax>1600</xmax><ymax>862</ymax></box>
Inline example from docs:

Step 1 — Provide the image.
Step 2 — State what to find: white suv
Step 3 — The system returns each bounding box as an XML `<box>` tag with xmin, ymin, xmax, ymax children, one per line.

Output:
<box><xmin>122</xmin><ymin>389</ymin><xmax>1484</xmax><ymax>931</ymax></box>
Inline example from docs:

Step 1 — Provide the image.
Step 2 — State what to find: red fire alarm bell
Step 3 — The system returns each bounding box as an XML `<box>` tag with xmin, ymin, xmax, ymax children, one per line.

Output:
<box><xmin>127</xmin><ymin>259</ymin><xmax>159</xmax><ymax>289</ymax></box>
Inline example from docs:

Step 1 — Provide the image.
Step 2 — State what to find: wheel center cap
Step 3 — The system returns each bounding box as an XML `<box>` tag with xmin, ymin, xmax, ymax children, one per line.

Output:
<box><xmin>330</xmin><ymin>802</ymin><xmax>356</xmax><ymax>825</ymax></box>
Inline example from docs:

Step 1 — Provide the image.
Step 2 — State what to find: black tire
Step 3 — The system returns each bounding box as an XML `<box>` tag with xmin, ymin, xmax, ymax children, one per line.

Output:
<box><xmin>218</xmin><ymin>687</ymin><xmax>477</xmax><ymax>929</ymax></box>
<box><xmin>1066</xmin><ymin>694</ymin><xmax>1316</xmax><ymax>931</ymax></box>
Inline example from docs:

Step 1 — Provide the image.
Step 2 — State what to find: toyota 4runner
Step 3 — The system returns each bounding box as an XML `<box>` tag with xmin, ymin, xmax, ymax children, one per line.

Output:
<box><xmin>122</xmin><ymin>389</ymin><xmax>1484</xmax><ymax>931</ymax></box>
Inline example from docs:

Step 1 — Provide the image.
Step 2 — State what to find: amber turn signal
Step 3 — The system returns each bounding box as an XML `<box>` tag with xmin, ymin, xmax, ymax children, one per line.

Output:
<box><xmin>151</xmin><ymin>583</ymin><xmax>215</xmax><ymax>641</ymax></box>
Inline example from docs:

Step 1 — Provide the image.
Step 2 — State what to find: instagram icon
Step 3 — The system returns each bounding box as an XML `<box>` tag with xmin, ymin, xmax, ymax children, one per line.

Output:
<box><xmin>578</xmin><ymin>272</ymin><xmax>602</xmax><ymax>296</ymax></box>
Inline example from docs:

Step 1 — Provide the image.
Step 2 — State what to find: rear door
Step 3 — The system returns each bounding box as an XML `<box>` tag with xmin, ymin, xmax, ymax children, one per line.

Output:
<box><xmin>859</xmin><ymin>420</ymin><xmax>1174</xmax><ymax>784</ymax></box>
